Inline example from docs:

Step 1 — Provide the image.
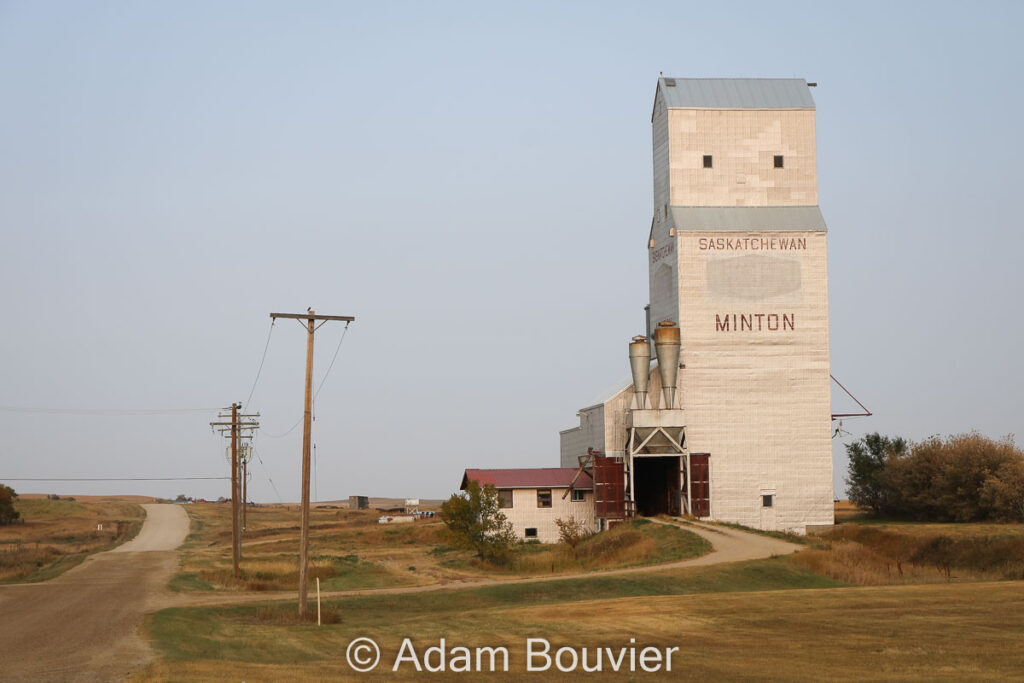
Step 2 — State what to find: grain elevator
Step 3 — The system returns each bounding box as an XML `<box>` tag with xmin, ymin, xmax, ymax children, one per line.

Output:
<box><xmin>560</xmin><ymin>78</ymin><xmax>834</xmax><ymax>534</ymax></box>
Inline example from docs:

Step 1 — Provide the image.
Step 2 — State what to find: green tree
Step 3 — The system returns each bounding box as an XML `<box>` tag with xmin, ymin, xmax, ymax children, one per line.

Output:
<box><xmin>845</xmin><ymin>433</ymin><xmax>907</xmax><ymax>514</ymax></box>
<box><xmin>889</xmin><ymin>433</ymin><xmax>1024</xmax><ymax>522</ymax></box>
<box><xmin>440</xmin><ymin>480</ymin><xmax>516</xmax><ymax>563</ymax></box>
<box><xmin>0</xmin><ymin>484</ymin><xmax>20</xmax><ymax>525</ymax></box>
<box><xmin>980</xmin><ymin>458</ymin><xmax>1024</xmax><ymax>522</ymax></box>
<box><xmin>848</xmin><ymin>432</ymin><xmax>1024</xmax><ymax>522</ymax></box>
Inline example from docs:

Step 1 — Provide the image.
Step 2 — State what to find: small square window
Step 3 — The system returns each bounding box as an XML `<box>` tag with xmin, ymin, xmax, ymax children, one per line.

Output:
<box><xmin>571</xmin><ymin>489</ymin><xmax>586</xmax><ymax>502</ymax></box>
<box><xmin>773</xmin><ymin>155</ymin><xmax>784</xmax><ymax>168</ymax></box>
<box><xmin>703</xmin><ymin>155</ymin><xmax>713</xmax><ymax>169</ymax></box>
<box><xmin>537</xmin><ymin>489</ymin><xmax>552</xmax><ymax>508</ymax></box>
<box><xmin>524</xmin><ymin>527</ymin><xmax>538</xmax><ymax>538</ymax></box>
<box><xmin>497</xmin><ymin>489</ymin><xmax>513</xmax><ymax>509</ymax></box>
<box><xmin>762</xmin><ymin>494</ymin><xmax>774</xmax><ymax>508</ymax></box>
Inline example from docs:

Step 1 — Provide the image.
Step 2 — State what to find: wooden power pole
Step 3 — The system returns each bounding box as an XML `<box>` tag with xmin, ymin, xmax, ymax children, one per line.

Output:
<box><xmin>211</xmin><ymin>403</ymin><xmax>259</xmax><ymax>578</ymax></box>
<box><xmin>271</xmin><ymin>310</ymin><xmax>354</xmax><ymax>618</ymax></box>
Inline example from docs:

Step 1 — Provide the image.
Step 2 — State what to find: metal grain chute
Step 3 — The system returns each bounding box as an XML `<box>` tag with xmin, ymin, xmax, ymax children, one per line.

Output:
<box><xmin>628</xmin><ymin>335</ymin><xmax>651</xmax><ymax>409</ymax></box>
<box><xmin>653</xmin><ymin>321</ymin><xmax>680</xmax><ymax>409</ymax></box>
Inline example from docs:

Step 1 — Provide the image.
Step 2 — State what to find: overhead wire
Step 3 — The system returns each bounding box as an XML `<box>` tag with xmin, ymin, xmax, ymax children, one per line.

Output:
<box><xmin>309</xmin><ymin>320</ymin><xmax>351</xmax><ymax>502</ymax></box>
<box><xmin>259</xmin><ymin>320</ymin><xmax>352</xmax><ymax>438</ymax></box>
<box><xmin>245</xmin><ymin>319</ymin><xmax>275</xmax><ymax>408</ymax></box>
<box><xmin>314</xmin><ymin>320</ymin><xmax>351</xmax><ymax>401</ymax></box>
<box><xmin>252</xmin><ymin>448</ymin><xmax>283</xmax><ymax>503</ymax></box>
<box><xmin>231</xmin><ymin>319</ymin><xmax>281</xmax><ymax>502</ymax></box>
<box><xmin>242</xmin><ymin>318</ymin><xmax>351</xmax><ymax>504</ymax></box>
<box><xmin>259</xmin><ymin>417</ymin><xmax>303</xmax><ymax>439</ymax></box>
<box><xmin>0</xmin><ymin>406</ymin><xmax>217</xmax><ymax>415</ymax></box>
<box><xmin>2</xmin><ymin>476</ymin><xmax>229</xmax><ymax>481</ymax></box>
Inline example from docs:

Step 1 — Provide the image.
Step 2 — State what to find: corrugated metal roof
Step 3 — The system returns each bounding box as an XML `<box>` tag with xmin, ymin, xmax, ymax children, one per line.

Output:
<box><xmin>670</xmin><ymin>206</ymin><xmax>827</xmax><ymax>231</ymax></box>
<box><xmin>461</xmin><ymin>468</ymin><xmax>593</xmax><ymax>490</ymax></box>
<box><xmin>659</xmin><ymin>78</ymin><xmax>815</xmax><ymax>110</ymax></box>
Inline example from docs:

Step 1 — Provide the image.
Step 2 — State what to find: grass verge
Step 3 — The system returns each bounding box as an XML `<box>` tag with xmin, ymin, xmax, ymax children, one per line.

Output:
<box><xmin>148</xmin><ymin>556</ymin><xmax>840</xmax><ymax>664</ymax></box>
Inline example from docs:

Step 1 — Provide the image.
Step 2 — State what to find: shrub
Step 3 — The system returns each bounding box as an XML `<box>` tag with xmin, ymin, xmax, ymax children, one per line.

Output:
<box><xmin>0</xmin><ymin>485</ymin><xmax>19</xmax><ymax>525</ymax></box>
<box><xmin>845</xmin><ymin>433</ymin><xmax>907</xmax><ymax>514</ymax></box>
<box><xmin>846</xmin><ymin>432</ymin><xmax>1024</xmax><ymax>522</ymax></box>
<box><xmin>439</xmin><ymin>480</ymin><xmax>516</xmax><ymax>564</ymax></box>
<box><xmin>554</xmin><ymin>515</ymin><xmax>592</xmax><ymax>556</ymax></box>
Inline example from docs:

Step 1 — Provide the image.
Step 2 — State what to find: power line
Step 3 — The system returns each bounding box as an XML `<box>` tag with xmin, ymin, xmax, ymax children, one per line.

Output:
<box><xmin>0</xmin><ymin>406</ymin><xmax>218</xmax><ymax>415</ymax></box>
<box><xmin>245</xmin><ymin>319</ymin><xmax>276</xmax><ymax>407</ymax></box>
<box><xmin>314</xmin><ymin>320</ymin><xmax>352</xmax><ymax>400</ymax></box>
<box><xmin>268</xmin><ymin>309</ymin><xmax>354</xmax><ymax>618</ymax></box>
<box><xmin>252</xmin><ymin>448</ymin><xmax>283</xmax><ymax>503</ymax></box>
<box><xmin>260</xmin><ymin>416</ymin><xmax>303</xmax><ymax>439</ymax></box>
<box><xmin>259</xmin><ymin>321</ymin><xmax>351</xmax><ymax>438</ymax></box>
<box><xmin>1</xmin><ymin>477</ymin><xmax>229</xmax><ymax>481</ymax></box>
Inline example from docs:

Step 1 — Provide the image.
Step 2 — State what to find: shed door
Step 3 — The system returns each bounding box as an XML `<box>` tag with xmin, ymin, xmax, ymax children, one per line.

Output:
<box><xmin>690</xmin><ymin>454</ymin><xmax>710</xmax><ymax>517</ymax></box>
<box><xmin>593</xmin><ymin>455</ymin><xmax>626</xmax><ymax>519</ymax></box>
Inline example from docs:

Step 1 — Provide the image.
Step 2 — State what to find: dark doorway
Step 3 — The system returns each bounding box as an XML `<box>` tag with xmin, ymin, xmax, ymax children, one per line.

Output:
<box><xmin>633</xmin><ymin>456</ymin><xmax>681</xmax><ymax>516</ymax></box>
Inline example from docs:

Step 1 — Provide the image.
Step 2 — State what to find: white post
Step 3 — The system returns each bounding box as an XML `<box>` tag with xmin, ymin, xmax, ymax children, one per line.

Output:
<box><xmin>316</xmin><ymin>577</ymin><xmax>321</xmax><ymax>626</ymax></box>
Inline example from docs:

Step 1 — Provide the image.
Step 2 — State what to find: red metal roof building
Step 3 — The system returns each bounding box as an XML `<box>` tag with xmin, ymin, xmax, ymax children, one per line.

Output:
<box><xmin>460</xmin><ymin>468</ymin><xmax>593</xmax><ymax>491</ymax></box>
<box><xmin>458</xmin><ymin>468</ymin><xmax>596</xmax><ymax>543</ymax></box>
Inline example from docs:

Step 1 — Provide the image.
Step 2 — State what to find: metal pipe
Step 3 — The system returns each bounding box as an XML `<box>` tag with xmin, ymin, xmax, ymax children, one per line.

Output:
<box><xmin>628</xmin><ymin>335</ymin><xmax>651</xmax><ymax>409</ymax></box>
<box><xmin>653</xmin><ymin>321</ymin><xmax>680</xmax><ymax>409</ymax></box>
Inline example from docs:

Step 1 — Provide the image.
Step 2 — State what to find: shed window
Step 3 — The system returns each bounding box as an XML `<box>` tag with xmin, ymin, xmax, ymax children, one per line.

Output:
<box><xmin>525</xmin><ymin>528</ymin><xmax>538</xmax><ymax>538</ymax></box>
<box><xmin>571</xmin><ymin>489</ymin><xmax>586</xmax><ymax>502</ymax></box>
<box><xmin>773</xmin><ymin>155</ymin><xmax>784</xmax><ymax>168</ymax></box>
<box><xmin>537</xmin><ymin>489</ymin><xmax>552</xmax><ymax>508</ymax></box>
<box><xmin>703</xmin><ymin>155</ymin><xmax>713</xmax><ymax>169</ymax></box>
<box><xmin>762</xmin><ymin>494</ymin><xmax>774</xmax><ymax>508</ymax></box>
<box><xmin>497</xmin><ymin>489</ymin><xmax>513</xmax><ymax>509</ymax></box>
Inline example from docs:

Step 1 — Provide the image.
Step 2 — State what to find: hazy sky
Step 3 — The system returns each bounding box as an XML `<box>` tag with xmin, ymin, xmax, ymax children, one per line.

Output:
<box><xmin>2</xmin><ymin>1</ymin><xmax>1022</xmax><ymax>503</ymax></box>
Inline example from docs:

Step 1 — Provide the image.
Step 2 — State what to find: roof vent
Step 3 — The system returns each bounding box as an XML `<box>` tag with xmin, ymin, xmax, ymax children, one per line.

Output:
<box><xmin>663</xmin><ymin>78</ymin><xmax>676</xmax><ymax>87</ymax></box>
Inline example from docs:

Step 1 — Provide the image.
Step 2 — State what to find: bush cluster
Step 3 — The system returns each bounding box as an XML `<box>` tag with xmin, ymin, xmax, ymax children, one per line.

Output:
<box><xmin>0</xmin><ymin>484</ymin><xmax>19</xmax><ymax>525</ymax></box>
<box><xmin>439</xmin><ymin>480</ymin><xmax>516</xmax><ymax>564</ymax></box>
<box><xmin>846</xmin><ymin>432</ymin><xmax>1024</xmax><ymax>522</ymax></box>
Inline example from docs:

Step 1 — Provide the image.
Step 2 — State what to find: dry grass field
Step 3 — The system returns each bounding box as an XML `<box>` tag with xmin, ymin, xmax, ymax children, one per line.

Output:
<box><xmin>137</xmin><ymin>500</ymin><xmax>1024</xmax><ymax>680</ymax></box>
<box><xmin>0</xmin><ymin>496</ymin><xmax>145</xmax><ymax>582</ymax></box>
<box><xmin>140</xmin><ymin>578</ymin><xmax>1024</xmax><ymax>681</ymax></box>
<box><xmin>172</xmin><ymin>504</ymin><xmax>710</xmax><ymax>594</ymax></box>
<box><xmin>796</xmin><ymin>502</ymin><xmax>1024</xmax><ymax>586</ymax></box>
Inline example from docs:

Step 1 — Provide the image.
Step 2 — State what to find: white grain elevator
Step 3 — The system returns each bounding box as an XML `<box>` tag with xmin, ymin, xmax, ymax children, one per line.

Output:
<box><xmin>561</xmin><ymin>77</ymin><xmax>834</xmax><ymax>534</ymax></box>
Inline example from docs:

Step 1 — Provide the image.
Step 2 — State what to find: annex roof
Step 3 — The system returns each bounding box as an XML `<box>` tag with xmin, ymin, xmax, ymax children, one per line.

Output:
<box><xmin>670</xmin><ymin>206</ymin><xmax>827</xmax><ymax>231</ymax></box>
<box><xmin>461</xmin><ymin>468</ymin><xmax>593</xmax><ymax>491</ymax></box>
<box><xmin>658</xmin><ymin>78</ymin><xmax>815</xmax><ymax>110</ymax></box>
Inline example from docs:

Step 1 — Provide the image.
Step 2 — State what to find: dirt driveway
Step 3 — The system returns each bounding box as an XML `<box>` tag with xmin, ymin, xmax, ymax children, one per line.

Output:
<box><xmin>0</xmin><ymin>504</ymin><xmax>189</xmax><ymax>682</ymax></box>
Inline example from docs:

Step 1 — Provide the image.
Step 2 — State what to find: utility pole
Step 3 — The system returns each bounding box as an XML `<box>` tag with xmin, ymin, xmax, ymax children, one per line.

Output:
<box><xmin>271</xmin><ymin>310</ymin><xmax>355</xmax><ymax>618</ymax></box>
<box><xmin>211</xmin><ymin>403</ymin><xmax>259</xmax><ymax>578</ymax></box>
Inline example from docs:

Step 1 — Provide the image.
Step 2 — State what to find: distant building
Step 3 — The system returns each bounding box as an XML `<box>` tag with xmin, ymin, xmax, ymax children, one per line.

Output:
<box><xmin>348</xmin><ymin>495</ymin><xmax>369</xmax><ymax>510</ymax></box>
<box><xmin>460</xmin><ymin>468</ymin><xmax>595</xmax><ymax>543</ymax></box>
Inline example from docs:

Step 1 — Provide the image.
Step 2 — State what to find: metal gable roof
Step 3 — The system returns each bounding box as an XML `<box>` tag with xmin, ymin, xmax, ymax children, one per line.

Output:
<box><xmin>669</xmin><ymin>206</ymin><xmax>827</xmax><ymax>231</ymax></box>
<box><xmin>461</xmin><ymin>468</ymin><xmax>593</xmax><ymax>490</ymax></box>
<box><xmin>659</xmin><ymin>78</ymin><xmax>815</xmax><ymax>110</ymax></box>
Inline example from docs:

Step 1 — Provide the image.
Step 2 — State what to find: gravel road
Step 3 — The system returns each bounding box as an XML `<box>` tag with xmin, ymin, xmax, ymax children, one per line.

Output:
<box><xmin>0</xmin><ymin>506</ymin><xmax>801</xmax><ymax>679</ymax></box>
<box><xmin>0</xmin><ymin>504</ymin><xmax>189</xmax><ymax>681</ymax></box>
